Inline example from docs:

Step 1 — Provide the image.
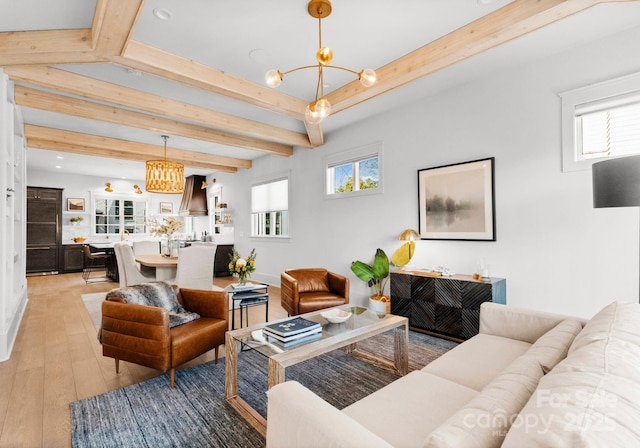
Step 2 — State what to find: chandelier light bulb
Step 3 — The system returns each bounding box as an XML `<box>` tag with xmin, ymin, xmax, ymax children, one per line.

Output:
<box><xmin>265</xmin><ymin>69</ymin><xmax>283</xmax><ymax>88</ymax></box>
<box><xmin>314</xmin><ymin>97</ymin><xmax>332</xmax><ymax>118</ymax></box>
<box><xmin>305</xmin><ymin>102</ymin><xmax>324</xmax><ymax>124</ymax></box>
<box><xmin>316</xmin><ymin>46</ymin><xmax>333</xmax><ymax>66</ymax></box>
<box><xmin>359</xmin><ymin>68</ymin><xmax>377</xmax><ymax>87</ymax></box>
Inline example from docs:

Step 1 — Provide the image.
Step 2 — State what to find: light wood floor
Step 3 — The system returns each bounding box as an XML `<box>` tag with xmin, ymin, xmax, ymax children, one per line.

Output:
<box><xmin>0</xmin><ymin>273</ymin><xmax>287</xmax><ymax>447</ymax></box>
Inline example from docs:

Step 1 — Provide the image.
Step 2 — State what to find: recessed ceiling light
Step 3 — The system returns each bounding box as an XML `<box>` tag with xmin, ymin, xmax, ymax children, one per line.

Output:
<box><xmin>55</xmin><ymin>165</ymin><xmax>61</xmax><ymax>169</ymax></box>
<box><xmin>153</xmin><ymin>8</ymin><xmax>172</xmax><ymax>21</ymax></box>
<box><xmin>248</xmin><ymin>48</ymin><xmax>270</xmax><ymax>65</ymax></box>
<box><xmin>56</xmin><ymin>155</ymin><xmax>63</xmax><ymax>159</ymax></box>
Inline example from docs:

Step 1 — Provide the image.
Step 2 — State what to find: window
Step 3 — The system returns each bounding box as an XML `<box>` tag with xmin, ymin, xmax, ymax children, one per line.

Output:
<box><xmin>93</xmin><ymin>195</ymin><xmax>148</xmax><ymax>236</ymax></box>
<box><xmin>325</xmin><ymin>142</ymin><xmax>383</xmax><ymax>198</ymax></box>
<box><xmin>560</xmin><ymin>72</ymin><xmax>640</xmax><ymax>172</ymax></box>
<box><xmin>251</xmin><ymin>177</ymin><xmax>289</xmax><ymax>237</ymax></box>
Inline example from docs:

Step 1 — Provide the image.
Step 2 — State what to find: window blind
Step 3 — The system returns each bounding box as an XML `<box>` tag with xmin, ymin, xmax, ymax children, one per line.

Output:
<box><xmin>251</xmin><ymin>179</ymin><xmax>288</xmax><ymax>213</ymax></box>
<box><xmin>577</xmin><ymin>92</ymin><xmax>640</xmax><ymax>159</ymax></box>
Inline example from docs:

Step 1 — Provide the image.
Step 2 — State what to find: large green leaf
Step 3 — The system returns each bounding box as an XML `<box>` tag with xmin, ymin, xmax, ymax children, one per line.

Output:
<box><xmin>350</xmin><ymin>260</ymin><xmax>374</xmax><ymax>283</ymax></box>
<box><xmin>371</xmin><ymin>248</ymin><xmax>389</xmax><ymax>280</ymax></box>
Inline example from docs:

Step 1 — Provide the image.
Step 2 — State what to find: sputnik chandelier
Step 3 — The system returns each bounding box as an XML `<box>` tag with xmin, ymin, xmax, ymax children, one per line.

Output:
<box><xmin>145</xmin><ymin>135</ymin><xmax>185</xmax><ymax>194</ymax></box>
<box><xmin>265</xmin><ymin>0</ymin><xmax>377</xmax><ymax>124</ymax></box>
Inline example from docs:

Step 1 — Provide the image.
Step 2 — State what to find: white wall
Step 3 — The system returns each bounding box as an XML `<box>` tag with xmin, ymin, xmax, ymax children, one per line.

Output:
<box><xmin>228</xmin><ymin>25</ymin><xmax>640</xmax><ymax>319</ymax></box>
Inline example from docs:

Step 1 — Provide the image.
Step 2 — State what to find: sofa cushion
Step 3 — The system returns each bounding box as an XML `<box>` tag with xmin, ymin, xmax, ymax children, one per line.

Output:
<box><xmin>479</xmin><ymin>302</ymin><xmax>582</xmax><ymax>343</ymax></box>
<box><xmin>422</xmin><ymin>333</ymin><xmax>531</xmax><ymax>391</ymax></box>
<box><xmin>503</xmin><ymin>301</ymin><xmax>640</xmax><ymax>447</ymax></box>
<box><xmin>295</xmin><ymin>270</ymin><xmax>330</xmax><ymax>293</ymax></box>
<box><xmin>423</xmin><ymin>319</ymin><xmax>583</xmax><ymax>448</ymax></box>
<box><xmin>424</xmin><ymin>355</ymin><xmax>545</xmax><ymax>448</ymax></box>
<box><xmin>343</xmin><ymin>371</ymin><xmax>478</xmax><ymax>448</ymax></box>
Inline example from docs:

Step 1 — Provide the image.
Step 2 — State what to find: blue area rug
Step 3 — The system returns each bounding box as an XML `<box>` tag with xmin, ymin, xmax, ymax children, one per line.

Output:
<box><xmin>71</xmin><ymin>331</ymin><xmax>456</xmax><ymax>447</ymax></box>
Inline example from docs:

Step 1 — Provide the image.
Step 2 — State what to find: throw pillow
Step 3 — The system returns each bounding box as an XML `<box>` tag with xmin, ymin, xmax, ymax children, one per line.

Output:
<box><xmin>106</xmin><ymin>281</ymin><xmax>200</xmax><ymax>328</ymax></box>
<box><xmin>568</xmin><ymin>300</ymin><xmax>640</xmax><ymax>355</ymax></box>
<box><xmin>525</xmin><ymin>318</ymin><xmax>583</xmax><ymax>373</ymax></box>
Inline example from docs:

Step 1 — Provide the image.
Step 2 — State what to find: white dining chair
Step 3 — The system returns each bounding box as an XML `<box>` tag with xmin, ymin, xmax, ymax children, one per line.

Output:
<box><xmin>114</xmin><ymin>242</ymin><xmax>155</xmax><ymax>287</ymax></box>
<box><xmin>132</xmin><ymin>240</ymin><xmax>160</xmax><ymax>276</ymax></box>
<box><xmin>173</xmin><ymin>244</ymin><xmax>216</xmax><ymax>290</ymax></box>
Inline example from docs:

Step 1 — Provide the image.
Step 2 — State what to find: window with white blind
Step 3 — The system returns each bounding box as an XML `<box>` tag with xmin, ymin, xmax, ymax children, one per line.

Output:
<box><xmin>251</xmin><ymin>177</ymin><xmax>289</xmax><ymax>237</ymax></box>
<box><xmin>560</xmin><ymin>72</ymin><xmax>640</xmax><ymax>172</ymax></box>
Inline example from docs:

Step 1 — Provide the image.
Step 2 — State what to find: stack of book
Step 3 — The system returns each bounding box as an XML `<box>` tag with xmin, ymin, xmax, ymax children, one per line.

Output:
<box><xmin>263</xmin><ymin>316</ymin><xmax>322</xmax><ymax>348</ymax></box>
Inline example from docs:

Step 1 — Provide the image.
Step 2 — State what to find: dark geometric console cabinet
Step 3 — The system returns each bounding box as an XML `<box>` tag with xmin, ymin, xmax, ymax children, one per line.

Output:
<box><xmin>390</xmin><ymin>271</ymin><xmax>506</xmax><ymax>341</ymax></box>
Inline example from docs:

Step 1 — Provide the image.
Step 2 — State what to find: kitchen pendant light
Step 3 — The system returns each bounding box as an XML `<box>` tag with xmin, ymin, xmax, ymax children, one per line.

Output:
<box><xmin>145</xmin><ymin>135</ymin><xmax>184</xmax><ymax>194</ymax></box>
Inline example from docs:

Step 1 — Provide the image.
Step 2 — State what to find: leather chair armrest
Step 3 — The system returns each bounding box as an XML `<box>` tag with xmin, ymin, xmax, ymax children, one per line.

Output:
<box><xmin>178</xmin><ymin>288</ymin><xmax>228</xmax><ymax>321</ymax></box>
<box><xmin>280</xmin><ymin>272</ymin><xmax>299</xmax><ymax>315</ymax></box>
<box><xmin>328</xmin><ymin>272</ymin><xmax>350</xmax><ymax>302</ymax></box>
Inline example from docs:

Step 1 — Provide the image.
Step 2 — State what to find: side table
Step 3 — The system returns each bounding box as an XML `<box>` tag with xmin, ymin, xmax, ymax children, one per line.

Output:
<box><xmin>226</xmin><ymin>283</ymin><xmax>269</xmax><ymax>330</ymax></box>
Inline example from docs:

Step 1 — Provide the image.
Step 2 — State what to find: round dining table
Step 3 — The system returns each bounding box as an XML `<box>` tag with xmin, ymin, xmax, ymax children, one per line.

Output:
<box><xmin>135</xmin><ymin>253</ymin><xmax>178</xmax><ymax>281</ymax></box>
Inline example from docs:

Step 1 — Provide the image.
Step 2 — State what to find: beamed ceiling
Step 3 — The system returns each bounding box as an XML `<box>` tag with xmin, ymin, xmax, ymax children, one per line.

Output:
<box><xmin>1</xmin><ymin>0</ymin><xmax>640</xmax><ymax>180</ymax></box>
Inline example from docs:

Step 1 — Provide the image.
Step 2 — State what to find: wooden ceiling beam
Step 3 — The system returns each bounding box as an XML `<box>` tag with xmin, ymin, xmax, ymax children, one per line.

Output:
<box><xmin>326</xmin><ymin>0</ymin><xmax>603</xmax><ymax>114</ymax></box>
<box><xmin>25</xmin><ymin>125</ymin><xmax>238</xmax><ymax>173</ymax></box>
<box><xmin>14</xmin><ymin>86</ymin><xmax>291</xmax><ymax>159</ymax></box>
<box><xmin>28</xmin><ymin>138</ymin><xmax>238</xmax><ymax>173</ymax></box>
<box><xmin>117</xmin><ymin>40</ymin><xmax>308</xmax><ymax>121</ymax></box>
<box><xmin>93</xmin><ymin>0</ymin><xmax>145</xmax><ymax>57</ymax></box>
<box><xmin>6</xmin><ymin>65</ymin><xmax>313</xmax><ymax>148</ymax></box>
<box><xmin>304</xmin><ymin>121</ymin><xmax>324</xmax><ymax>147</ymax></box>
<box><xmin>116</xmin><ymin>41</ymin><xmax>325</xmax><ymax>146</ymax></box>
<box><xmin>0</xmin><ymin>29</ymin><xmax>99</xmax><ymax>65</ymax></box>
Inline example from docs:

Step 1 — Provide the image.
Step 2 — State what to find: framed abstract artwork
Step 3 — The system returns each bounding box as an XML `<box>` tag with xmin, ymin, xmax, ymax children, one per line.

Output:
<box><xmin>417</xmin><ymin>157</ymin><xmax>496</xmax><ymax>241</ymax></box>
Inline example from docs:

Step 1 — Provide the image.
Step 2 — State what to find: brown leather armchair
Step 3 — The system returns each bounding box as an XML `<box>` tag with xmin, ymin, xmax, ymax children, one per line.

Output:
<box><xmin>280</xmin><ymin>268</ymin><xmax>349</xmax><ymax>316</ymax></box>
<box><xmin>101</xmin><ymin>285</ymin><xmax>228</xmax><ymax>388</ymax></box>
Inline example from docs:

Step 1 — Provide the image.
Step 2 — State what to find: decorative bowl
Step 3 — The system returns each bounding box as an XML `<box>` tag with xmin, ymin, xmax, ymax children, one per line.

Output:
<box><xmin>321</xmin><ymin>309</ymin><xmax>352</xmax><ymax>324</ymax></box>
<box><xmin>73</xmin><ymin>237</ymin><xmax>87</xmax><ymax>243</ymax></box>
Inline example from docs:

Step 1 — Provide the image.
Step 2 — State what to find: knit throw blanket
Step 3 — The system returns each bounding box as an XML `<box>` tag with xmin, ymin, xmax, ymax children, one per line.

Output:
<box><xmin>106</xmin><ymin>281</ymin><xmax>200</xmax><ymax>328</ymax></box>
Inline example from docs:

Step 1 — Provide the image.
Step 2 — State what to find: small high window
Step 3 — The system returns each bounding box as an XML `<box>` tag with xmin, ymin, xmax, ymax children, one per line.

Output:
<box><xmin>560</xmin><ymin>72</ymin><xmax>640</xmax><ymax>172</ymax></box>
<box><xmin>325</xmin><ymin>142</ymin><xmax>383</xmax><ymax>198</ymax></box>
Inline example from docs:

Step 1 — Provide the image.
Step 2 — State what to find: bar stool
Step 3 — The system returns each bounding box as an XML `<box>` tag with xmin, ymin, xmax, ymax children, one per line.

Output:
<box><xmin>83</xmin><ymin>245</ymin><xmax>111</xmax><ymax>283</ymax></box>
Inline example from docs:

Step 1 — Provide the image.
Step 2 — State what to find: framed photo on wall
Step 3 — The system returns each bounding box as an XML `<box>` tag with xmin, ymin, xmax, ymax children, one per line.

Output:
<box><xmin>417</xmin><ymin>157</ymin><xmax>496</xmax><ymax>241</ymax></box>
<box><xmin>160</xmin><ymin>202</ymin><xmax>173</xmax><ymax>214</ymax></box>
<box><xmin>67</xmin><ymin>198</ymin><xmax>85</xmax><ymax>212</ymax></box>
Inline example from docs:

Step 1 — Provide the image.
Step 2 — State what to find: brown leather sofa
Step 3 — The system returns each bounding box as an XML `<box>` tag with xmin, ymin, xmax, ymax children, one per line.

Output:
<box><xmin>280</xmin><ymin>268</ymin><xmax>349</xmax><ymax>316</ymax></box>
<box><xmin>101</xmin><ymin>285</ymin><xmax>228</xmax><ymax>388</ymax></box>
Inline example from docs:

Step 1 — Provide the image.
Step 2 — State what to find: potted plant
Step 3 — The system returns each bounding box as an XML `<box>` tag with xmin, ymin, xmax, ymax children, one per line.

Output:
<box><xmin>70</xmin><ymin>216</ymin><xmax>83</xmax><ymax>226</ymax></box>
<box><xmin>351</xmin><ymin>248</ymin><xmax>390</xmax><ymax>314</ymax></box>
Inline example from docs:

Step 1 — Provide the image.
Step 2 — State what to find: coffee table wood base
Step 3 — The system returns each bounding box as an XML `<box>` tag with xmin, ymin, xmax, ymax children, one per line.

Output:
<box><xmin>225</xmin><ymin>311</ymin><xmax>409</xmax><ymax>435</ymax></box>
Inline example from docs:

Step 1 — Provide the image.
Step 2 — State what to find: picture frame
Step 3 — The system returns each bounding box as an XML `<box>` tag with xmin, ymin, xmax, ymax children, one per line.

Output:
<box><xmin>417</xmin><ymin>157</ymin><xmax>496</xmax><ymax>241</ymax></box>
<box><xmin>160</xmin><ymin>202</ymin><xmax>173</xmax><ymax>214</ymax></box>
<box><xmin>67</xmin><ymin>198</ymin><xmax>85</xmax><ymax>212</ymax></box>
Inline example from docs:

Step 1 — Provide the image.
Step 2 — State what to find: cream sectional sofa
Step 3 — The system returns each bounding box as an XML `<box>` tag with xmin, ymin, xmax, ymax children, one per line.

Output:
<box><xmin>266</xmin><ymin>301</ymin><xmax>640</xmax><ymax>447</ymax></box>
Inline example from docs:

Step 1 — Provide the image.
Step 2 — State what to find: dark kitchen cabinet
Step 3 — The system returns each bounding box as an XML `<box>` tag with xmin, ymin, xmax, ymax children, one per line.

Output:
<box><xmin>214</xmin><ymin>244</ymin><xmax>234</xmax><ymax>277</ymax></box>
<box><xmin>26</xmin><ymin>187</ymin><xmax>62</xmax><ymax>274</ymax></box>
<box><xmin>63</xmin><ymin>244</ymin><xmax>85</xmax><ymax>272</ymax></box>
